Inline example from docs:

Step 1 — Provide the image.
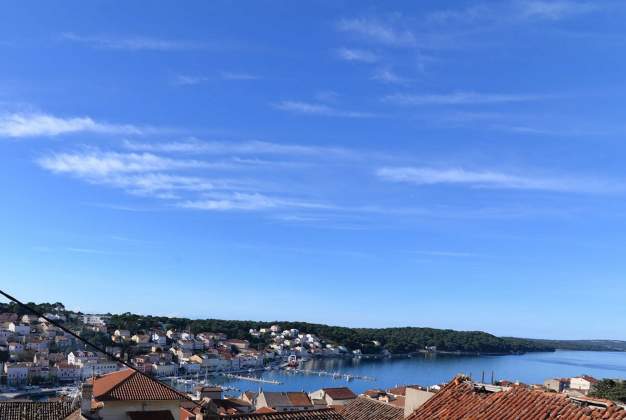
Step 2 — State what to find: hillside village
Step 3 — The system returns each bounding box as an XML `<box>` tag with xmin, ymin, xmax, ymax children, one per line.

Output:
<box><xmin>0</xmin><ymin>306</ymin><xmax>365</xmax><ymax>388</ymax></box>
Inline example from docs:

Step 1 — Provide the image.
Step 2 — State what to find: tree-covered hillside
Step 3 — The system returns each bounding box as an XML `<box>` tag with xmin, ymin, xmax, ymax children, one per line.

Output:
<box><xmin>13</xmin><ymin>301</ymin><xmax>622</xmax><ymax>355</ymax></box>
<box><xmin>104</xmin><ymin>313</ymin><xmax>554</xmax><ymax>354</ymax></box>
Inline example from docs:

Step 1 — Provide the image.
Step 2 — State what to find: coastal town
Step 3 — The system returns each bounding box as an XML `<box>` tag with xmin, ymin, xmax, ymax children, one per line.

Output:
<box><xmin>1</xmin><ymin>305</ymin><xmax>626</xmax><ymax>419</ymax></box>
<box><xmin>0</xmin><ymin>307</ymin><xmax>364</xmax><ymax>390</ymax></box>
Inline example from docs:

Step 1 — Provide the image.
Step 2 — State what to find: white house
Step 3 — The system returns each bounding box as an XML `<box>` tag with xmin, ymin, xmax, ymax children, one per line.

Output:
<box><xmin>570</xmin><ymin>376</ymin><xmax>598</xmax><ymax>394</ymax></box>
<box><xmin>8</xmin><ymin>322</ymin><xmax>30</xmax><ymax>335</ymax></box>
<box><xmin>82</xmin><ymin>314</ymin><xmax>106</xmax><ymax>326</ymax></box>
<box><xmin>113</xmin><ymin>329</ymin><xmax>130</xmax><ymax>342</ymax></box>
<box><xmin>26</xmin><ymin>338</ymin><xmax>49</xmax><ymax>352</ymax></box>
<box><xmin>54</xmin><ymin>362</ymin><xmax>81</xmax><ymax>381</ymax></box>
<box><xmin>224</xmin><ymin>339</ymin><xmax>250</xmax><ymax>350</ymax></box>
<box><xmin>68</xmin><ymin>351</ymin><xmax>99</xmax><ymax>366</ymax></box>
<box><xmin>151</xmin><ymin>332</ymin><xmax>167</xmax><ymax>345</ymax></box>
<box><xmin>21</xmin><ymin>314</ymin><xmax>39</xmax><ymax>324</ymax></box>
<box><xmin>5</xmin><ymin>363</ymin><xmax>30</xmax><ymax>385</ymax></box>
<box><xmin>177</xmin><ymin>339</ymin><xmax>194</xmax><ymax>351</ymax></box>
<box><xmin>79</xmin><ymin>361</ymin><xmax>119</xmax><ymax>379</ymax></box>
<box><xmin>181</xmin><ymin>361</ymin><xmax>201</xmax><ymax>374</ymax></box>
<box><xmin>152</xmin><ymin>362</ymin><xmax>179</xmax><ymax>377</ymax></box>
<box><xmin>131</xmin><ymin>334</ymin><xmax>150</xmax><ymax>344</ymax></box>
<box><xmin>8</xmin><ymin>341</ymin><xmax>24</xmax><ymax>354</ymax></box>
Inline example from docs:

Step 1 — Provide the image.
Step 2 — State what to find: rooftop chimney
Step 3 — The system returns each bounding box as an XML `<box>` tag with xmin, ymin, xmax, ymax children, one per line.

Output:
<box><xmin>81</xmin><ymin>382</ymin><xmax>93</xmax><ymax>414</ymax></box>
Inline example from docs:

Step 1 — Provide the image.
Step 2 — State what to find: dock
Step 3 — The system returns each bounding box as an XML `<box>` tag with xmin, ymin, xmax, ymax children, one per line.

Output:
<box><xmin>288</xmin><ymin>369</ymin><xmax>376</xmax><ymax>382</ymax></box>
<box><xmin>222</xmin><ymin>373</ymin><xmax>282</xmax><ymax>385</ymax></box>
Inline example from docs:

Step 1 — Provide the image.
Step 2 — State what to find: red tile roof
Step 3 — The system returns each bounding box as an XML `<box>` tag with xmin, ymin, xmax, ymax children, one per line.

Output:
<box><xmin>256</xmin><ymin>407</ymin><xmax>277</xmax><ymax>413</ymax></box>
<box><xmin>323</xmin><ymin>388</ymin><xmax>357</xmax><ymax>401</ymax></box>
<box><xmin>222</xmin><ymin>408</ymin><xmax>344</xmax><ymax>419</ymax></box>
<box><xmin>91</xmin><ymin>368</ymin><xmax>190</xmax><ymax>402</ymax></box>
<box><xmin>0</xmin><ymin>400</ymin><xmax>79</xmax><ymax>420</ymax></box>
<box><xmin>407</xmin><ymin>376</ymin><xmax>626</xmax><ymax>420</ymax></box>
<box><xmin>341</xmin><ymin>397</ymin><xmax>403</xmax><ymax>420</ymax></box>
<box><xmin>387</xmin><ymin>385</ymin><xmax>422</xmax><ymax>396</ymax></box>
<box><xmin>287</xmin><ymin>392</ymin><xmax>314</xmax><ymax>407</ymax></box>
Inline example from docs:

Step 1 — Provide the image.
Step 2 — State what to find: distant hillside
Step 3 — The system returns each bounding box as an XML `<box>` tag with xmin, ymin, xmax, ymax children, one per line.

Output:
<box><xmin>516</xmin><ymin>338</ymin><xmax>626</xmax><ymax>352</ymax></box>
<box><xmin>0</xmin><ymin>301</ymin><xmax>555</xmax><ymax>355</ymax></box>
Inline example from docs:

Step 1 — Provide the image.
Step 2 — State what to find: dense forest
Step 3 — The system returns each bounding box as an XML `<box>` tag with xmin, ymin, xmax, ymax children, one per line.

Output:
<box><xmin>105</xmin><ymin>313</ymin><xmax>555</xmax><ymax>355</ymax></box>
<box><xmin>4</xmin><ymin>301</ymin><xmax>624</xmax><ymax>355</ymax></box>
<box><xmin>514</xmin><ymin>338</ymin><xmax>626</xmax><ymax>352</ymax></box>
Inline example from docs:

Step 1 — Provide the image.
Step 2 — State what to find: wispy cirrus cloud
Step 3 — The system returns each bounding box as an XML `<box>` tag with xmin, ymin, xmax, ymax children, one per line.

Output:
<box><xmin>335</xmin><ymin>47</ymin><xmax>379</xmax><ymax>63</ymax></box>
<box><xmin>220</xmin><ymin>71</ymin><xmax>259</xmax><ymax>80</ymax></box>
<box><xmin>429</xmin><ymin>0</ymin><xmax>600</xmax><ymax>24</ymax></box>
<box><xmin>383</xmin><ymin>91</ymin><xmax>547</xmax><ymax>105</ymax></box>
<box><xmin>273</xmin><ymin>101</ymin><xmax>377</xmax><ymax>118</ymax></box>
<box><xmin>372</xmin><ymin>68</ymin><xmax>410</xmax><ymax>85</ymax></box>
<box><xmin>179</xmin><ymin>192</ymin><xmax>331</xmax><ymax>212</ymax></box>
<box><xmin>173</xmin><ymin>75</ymin><xmax>210</xmax><ymax>86</ymax></box>
<box><xmin>0</xmin><ymin>112</ymin><xmax>144</xmax><ymax>138</ymax></box>
<box><xmin>377</xmin><ymin>167</ymin><xmax>621</xmax><ymax>194</ymax></box>
<box><xmin>61</xmin><ymin>32</ymin><xmax>206</xmax><ymax>51</ymax></box>
<box><xmin>36</xmin><ymin>149</ymin><xmax>333</xmax><ymax>210</ymax></box>
<box><xmin>36</xmin><ymin>150</ymin><xmax>245</xmax><ymax>199</ymax></box>
<box><xmin>36</xmin><ymin>150</ymin><xmax>220</xmax><ymax>176</ymax></box>
<box><xmin>337</xmin><ymin>18</ymin><xmax>416</xmax><ymax>47</ymax></box>
<box><xmin>518</xmin><ymin>0</ymin><xmax>599</xmax><ymax>20</ymax></box>
<box><xmin>173</xmin><ymin>71</ymin><xmax>259</xmax><ymax>86</ymax></box>
<box><xmin>123</xmin><ymin>139</ymin><xmax>355</xmax><ymax>158</ymax></box>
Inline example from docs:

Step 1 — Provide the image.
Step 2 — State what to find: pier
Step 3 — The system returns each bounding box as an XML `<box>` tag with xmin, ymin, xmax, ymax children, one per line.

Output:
<box><xmin>288</xmin><ymin>369</ymin><xmax>376</xmax><ymax>382</ymax></box>
<box><xmin>222</xmin><ymin>373</ymin><xmax>282</xmax><ymax>385</ymax></box>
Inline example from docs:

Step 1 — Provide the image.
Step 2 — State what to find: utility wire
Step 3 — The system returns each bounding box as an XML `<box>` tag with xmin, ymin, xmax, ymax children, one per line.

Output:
<box><xmin>0</xmin><ymin>289</ymin><xmax>202</xmax><ymax>408</ymax></box>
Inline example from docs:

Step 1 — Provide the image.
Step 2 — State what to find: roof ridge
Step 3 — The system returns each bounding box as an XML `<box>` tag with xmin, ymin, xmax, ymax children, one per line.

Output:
<box><xmin>103</xmin><ymin>369</ymin><xmax>137</xmax><ymax>399</ymax></box>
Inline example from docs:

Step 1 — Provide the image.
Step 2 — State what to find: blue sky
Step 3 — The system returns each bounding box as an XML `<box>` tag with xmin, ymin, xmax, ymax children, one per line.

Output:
<box><xmin>1</xmin><ymin>0</ymin><xmax>626</xmax><ymax>339</ymax></box>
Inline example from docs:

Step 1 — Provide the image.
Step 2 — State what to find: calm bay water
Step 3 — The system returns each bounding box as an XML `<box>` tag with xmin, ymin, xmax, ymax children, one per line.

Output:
<box><xmin>205</xmin><ymin>351</ymin><xmax>626</xmax><ymax>396</ymax></box>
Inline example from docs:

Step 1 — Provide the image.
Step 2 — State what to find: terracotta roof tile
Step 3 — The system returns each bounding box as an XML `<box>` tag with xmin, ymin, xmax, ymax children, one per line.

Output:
<box><xmin>341</xmin><ymin>397</ymin><xmax>404</xmax><ymax>420</ymax></box>
<box><xmin>91</xmin><ymin>368</ymin><xmax>190</xmax><ymax>402</ymax></box>
<box><xmin>323</xmin><ymin>388</ymin><xmax>357</xmax><ymax>401</ymax></box>
<box><xmin>222</xmin><ymin>408</ymin><xmax>344</xmax><ymax>419</ymax></box>
<box><xmin>256</xmin><ymin>407</ymin><xmax>277</xmax><ymax>413</ymax></box>
<box><xmin>407</xmin><ymin>376</ymin><xmax>626</xmax><ymax>420</ymax></box>
<box><xmin>262</xmin><ymin>392</ymin><xmax>313</xmax><ymax>408</ymax></box>
<box><xmin>0</xmin><ymin>400</ymin><xmax>79</xmax><ymax>420</ymax></box>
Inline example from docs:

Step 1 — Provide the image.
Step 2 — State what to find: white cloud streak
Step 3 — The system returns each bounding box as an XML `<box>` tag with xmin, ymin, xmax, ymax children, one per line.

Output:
<box><xmin>220</xmin><ymin>71</ymin><xmax>259</xmax><ymax>80</ymax></box>
<box><xmin>372</xmin><ymin>68</ymin><xmax>410</xmax><ymax>85</ymax></box>
<box><xmin>36</xmin><ymin>149</ymin><xmax>332</xmax><ymax>210</ymax></box>
<box><xmin>36</xmin><ymin>151</ymin><xmax>217</xmax><ymax>176</ymax></box>
<box><xmin>429</xmin><ymin>1</ymin><xmax>599</xmax><ymax>24</ymax></box>
<box><xmin>173</xmin><ymin>75</ymin><xmax>210</xmax><ymax>86</ymax></box>
<box><xmin>36</xmin><ymin>150</ymin><xmax>245</xmax><ymax>199</ymax></box>
<box><xmin>61</xmin><ymin>32</ymin><xmax>206</xmax><ymax>51</ymax></box>
<box><xmin>383</xmin><ymin>91</ymin><xmax>546</xmax><ymax>105</ymax></box>
<box><xmin>335</xmin><ymin>47</ymin><xmax>379</xmax><ymax>63</ymax></box>
<box><xmin>377</xmin><ymin>167</ymin><xmax>621</xmax><ymax>194</ymax></box>
<box><xmin>180</xmin><ymin>192</ymin><xmax>332</xmax><ymax>212</ymax></box>
<box><xmin>337</xmin><ymin>18</ymin><xmax>416</xmax><ymax>47</ymax></box>
<box><xmin>0</xmin><ymin>112</ymin><xmax>143</xmax><ymax>138</ymax></box>
<box><xmin>517</xmin><ymin>0</ymin><xmax>598</xmax><ymax>20</ymax></box>
<box><xmin>273</xmin><ymin>101</ymin><xmax>377</xmax><ymax>118</ymax></box>
<box><xmin>122</xmin><ymin>139</ymin><xmax>355</xmax><ymax>158</ymax></box>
